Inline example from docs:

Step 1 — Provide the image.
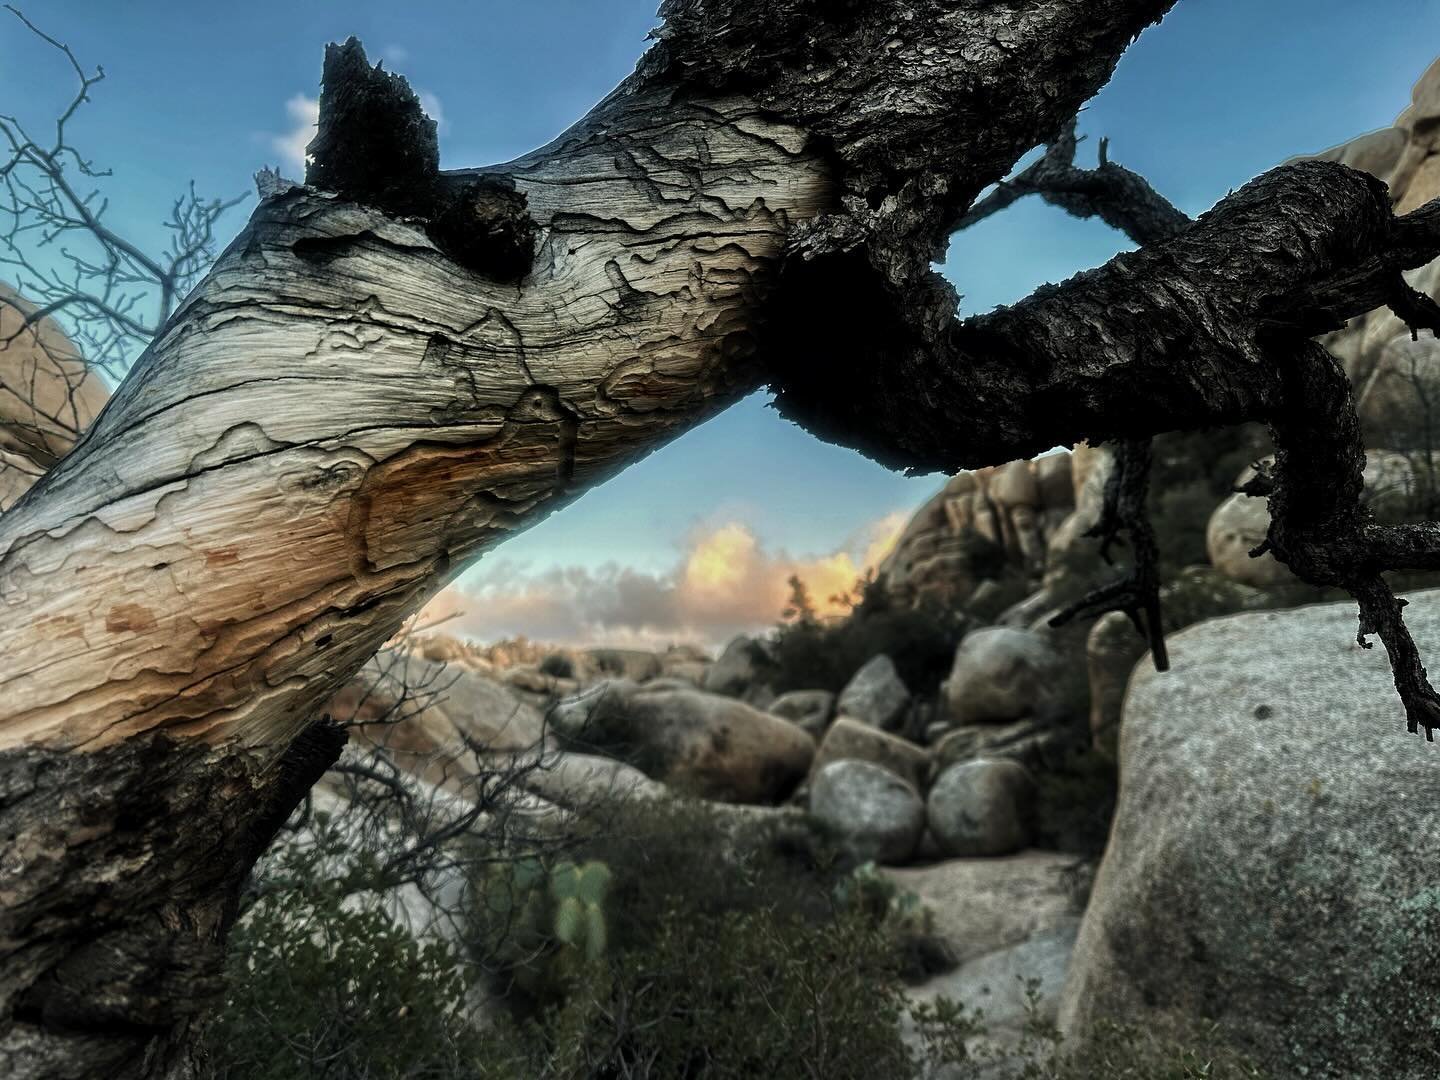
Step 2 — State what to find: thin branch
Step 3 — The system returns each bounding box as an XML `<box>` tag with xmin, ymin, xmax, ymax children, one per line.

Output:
<box><xmin>952</xmin><ymin>118</ymin><xmax>1189</xmax><ymax>246</ymax></box>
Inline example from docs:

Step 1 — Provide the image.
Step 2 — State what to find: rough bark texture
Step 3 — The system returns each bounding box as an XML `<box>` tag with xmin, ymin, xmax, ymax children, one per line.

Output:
<box><xmin>0</xmin><ymin>721</ymin><xmax>344</xmax><ymax>1079</ymax></box>
<box><xmin>6</xmin><ymin>0</ymin><xmax>1440</xmax><ymax>1073</ymax></box>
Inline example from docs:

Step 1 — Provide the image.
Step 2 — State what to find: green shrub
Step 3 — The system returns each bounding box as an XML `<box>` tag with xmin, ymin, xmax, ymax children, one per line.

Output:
<box><xmin>464</xmin><ymin>795</ymin><xmax>976</xmax><ymax>1078</ymax></box>
<box><xmin>833</xmin><ymin>859</ymin><xmax>958</xmax><ymax>982</ymax></box>
<box><xmin>1033</xmin><ymin>1017</ymin><xmax>1272</xmax><ymax>1079</ymax></box>
<box><xmin>470</xmin><ymin>797</ymin><xmax>853</xmax><ymax>1000</ymax></box>
<box><xmin>539</xmin><ymin>652</ymin><xmax>575</xmax><ymax>679</ymax></box>
<box><xmin>210</xmin><ymin>800</ymin><xmax>1278</xmax><ymax>1080</ymax></box>
<box><xmin>204</xmin><ymin>824</ymin><xmax>497</xmax><ymax>1080</ymax></box>
<box><xmin>530</xmin><ymin>905</ymin><xmax>923</xmax><ymax>1080</ymax></box>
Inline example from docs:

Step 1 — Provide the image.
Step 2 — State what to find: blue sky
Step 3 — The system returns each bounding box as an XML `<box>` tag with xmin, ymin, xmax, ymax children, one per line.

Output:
<box><xmin>4</xmin><ymin>1</ymin><xmax>1439</xmax><ymax>644</ymax></box>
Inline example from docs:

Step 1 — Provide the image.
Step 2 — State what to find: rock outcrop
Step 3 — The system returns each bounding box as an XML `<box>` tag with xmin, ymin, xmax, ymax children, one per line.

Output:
<box><xmin>1304</xmin><ymin>59</ymin><xmax>1440</xmax><ymax>451</ymax></box>
<box><xmin>1083</xmin><ymin>612</ymin><xmax>1148</xmax><ymax>752</ymax></box>
<box><xmin>927</xmin><ymin>758</ymin><xmax>1035</xmax><ymax>858</ymax></box>
<box><xmin>1206</xmin><ymin>451</ymin><xmax>1427</xmax><ymax>587</ymax></box>
<box><xmin>875</xmin><ymin>452</ymin><xmax>1077</xmax><ymax>608</ymax></box>
<box><xmin>328</xmin><ymin>650</ymin><xmax>552</xmax><ymax>787</ymax></box>
<box><xmin>0</xmin><ymin>283</ymin><xmax>109</xmax><ymax>511</ymax></box>
<box><xmin>702</xmin><ymin>634</ymin><xmax>773</xmax><ymax>700</ymax></box>
<box><xmin>1059</xmin><ymin>592</ymin><xmax>1440</xmax><ymax>1079</ymax></box>
<box><xmin>836</xmin><ymin>654</ymin><xmax>912</xmax><ymax>732</ymax></box>
<box><xmin>810</xmin><ymin>717</ymin><xmax>931</xmax><ymax>791</ymax></box>
<box><xmin>888</xmin><ymin>852</ymin><xmax>1083</xmax><ymax>1069</ymax></box>
<box><xmin>930</xmin><ymin>718</ymin><xmax>1069</xmax><ymax>778</ymax></box>
<box><xmin>768</xmin><ymin>689</ymin><xmax>835</xmax><ymax>737</ymax></box>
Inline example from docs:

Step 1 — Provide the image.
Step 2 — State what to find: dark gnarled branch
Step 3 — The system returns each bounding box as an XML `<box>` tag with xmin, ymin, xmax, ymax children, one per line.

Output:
<box><xmin>953</xmin><ymin>118</ymin><xmax>1189</xmax><ymax>245</ymax></box>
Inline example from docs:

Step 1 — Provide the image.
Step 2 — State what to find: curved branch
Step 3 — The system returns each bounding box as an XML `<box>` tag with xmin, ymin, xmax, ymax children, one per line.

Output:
<box><xmin>953</xmin><ymin>119</ymin><xmax>1189</xmax><ymax>245</ymax></box>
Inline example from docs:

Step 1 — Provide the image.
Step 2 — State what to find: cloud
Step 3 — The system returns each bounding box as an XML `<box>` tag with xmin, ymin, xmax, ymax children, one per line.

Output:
<box><xmin>271</xmin><ymin>94</ymin><xmax>318</xmax><ymax>174</ymax></box>
<box><xmin>381</xmin><ymin>44</ymin><xmax>410</xmax><ymax>66</ymax></box>
<box><xmin>417</xmin><ymin>512</ymin><xmax>909</xmax><ymax>650</ymax></box>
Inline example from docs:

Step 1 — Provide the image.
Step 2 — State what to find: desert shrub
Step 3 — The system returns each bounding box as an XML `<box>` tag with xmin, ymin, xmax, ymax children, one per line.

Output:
<box><xmin>211</xmin><ymin>797</ymin><xmax>1278</xmax><ymax>1080</ymax></box>
<box><xmin>1030</xmin><ymin>744</ymin><xmax>1119</xmax><ymax>860</ymax></box>
<box><xmin>465</xmin><ymin>795</ymin><xmax>979</xmax><ymax>1078</ymax></box>
<box><xmin>833</xmin><ymin>859</ymin><xmax>958</xmax><ymax>983</ymax></box>
<box><xmin>469</xmin><ymin>796</ymin><xmax>855</xmax><ymax>1013</ymax></box>
<box><xmin>529</xmin><ymin>905</ymin><xmax>923</xmax><ymax>1080</ymax></box>
<box><xmin>908</xmin><ymin>977</ymin><xmax>1273</xmax><ymax>1080</ymax></box>
<box><xmin>539</xmin><ymin>652</ymin><xmax>575</xmax><ymax>678</ymax></box>
<box><xmin>770</xmin><ymin>573</ymin><xmax>969</xmax><ymax>697</ymax></box>
<box><xmin>204</xmin><ymin>826</ymin><xmax>499</xmax><ymax>1080</ymax></box>
<box><xmin>1033</xmin><ymin>1017</ymin><xmax>1272</xmax><ymax>1079</ymax></box>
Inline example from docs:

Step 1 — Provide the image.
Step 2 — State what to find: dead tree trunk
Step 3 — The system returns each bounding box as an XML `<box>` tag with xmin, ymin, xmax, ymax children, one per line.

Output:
<box><xmin>5</xmin><ymin>1</ymin><xmax>1440</xmax><ymax>1074</ymax></box>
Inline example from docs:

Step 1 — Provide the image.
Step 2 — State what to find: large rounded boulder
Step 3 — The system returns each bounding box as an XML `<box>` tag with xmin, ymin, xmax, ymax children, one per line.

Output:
<box><xmin>808</xmin><ymin>759</ymin><xmax>926</xmax><ymax>865</ymax></box>
<box><xmin>1207</xmin><ymin>452</ymin><xmax>1427</xmax><ymax>588</ymax></box>
<box><xmin>836</xmin><ymin>654</ymin><xmax>911</xmax><ymax>732</ymax></box>
<box><xmin>1059</xmin><ymin>592</ymin><xmax>1440</xmax><ymax>1079</ymax></box>
<box><xmin>942</xmin><ymin>627</ymin><xmax>1065</xmax><ymax>727</ymax></box>
<box><xmin>549</xmin><ymin>680</ymin><xmax>814</xmax><ymax>804</ymax></box>
<box><xmin>926</xmin><ymin>758</ymin><xmax>1035</xmax><ymax>857</ymax></box>
<box><xmin>0</xmin><ymin>283</ymin><xmax>109</xmax><ymax>510</ymax></box>
<box><xmin>768</xmin><ymin>689</ymin><xmax>835</xmax><ymax>737</ymax></box>
<box><xmin>328</xmin><ymin>650</ymin><xmax>551</xmax><ymax>786</ymax></box>
<box><xmin>810</xmin><ymin>717</ymin><xmax>930</xmax><ymax>791</ymax></box>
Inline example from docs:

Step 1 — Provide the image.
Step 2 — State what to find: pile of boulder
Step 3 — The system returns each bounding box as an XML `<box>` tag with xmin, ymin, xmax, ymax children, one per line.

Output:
<box><xmin>304</xmin><ymin>62</ymin><xmax>1440</xmax><ymax>1076</ymax></box>
<box><xmin>326</xmin><ymin>623</ymin><xmax>1089</xmax><ymax>1066</ymax></box>
<box><xmin>333</xmin><ymin>618</ymin><xmax>1082</xmax><ymax>872</ymax></box>
<box><xmin>876</xmin><ymin>449</ymin><xmax>1087</xmax><ymax>611</ymax></box>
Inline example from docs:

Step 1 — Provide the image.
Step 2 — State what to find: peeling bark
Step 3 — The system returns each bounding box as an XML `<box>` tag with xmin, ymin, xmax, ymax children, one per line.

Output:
<box><xmin>6</xmin><ymin>1</ymin><xmax>1440</xmax><ymax>1072</ymax></box>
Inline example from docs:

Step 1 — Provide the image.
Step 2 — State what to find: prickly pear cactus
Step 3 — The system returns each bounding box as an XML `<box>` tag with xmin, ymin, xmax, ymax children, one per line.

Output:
<box><xmin>478</xmin><ymin>856</ymin><xmax>614</xmax><ymax>1008</ymax></box>
<box><xmin>550</xmin><ymin>860</ymin><xmax>612</xmax><ymax>963</ymax></box>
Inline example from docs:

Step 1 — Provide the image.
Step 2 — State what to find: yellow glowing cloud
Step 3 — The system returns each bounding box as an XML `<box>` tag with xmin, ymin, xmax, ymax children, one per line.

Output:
<box><xmin>681</xmin><ymin>522</ymin><xmax>759</xmax><ymax>596</ymax></box>
<box><xmin>417</xmin><ymin>508</ymin><xmax>920</xmax><ymax>648</ymax></box>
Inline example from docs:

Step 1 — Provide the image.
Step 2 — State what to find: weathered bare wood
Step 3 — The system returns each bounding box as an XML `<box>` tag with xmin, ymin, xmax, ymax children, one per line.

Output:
<box><xmin>0</xmin><ymin>89</ymin><xmax>826</xmax><ymax>756</ymax></box>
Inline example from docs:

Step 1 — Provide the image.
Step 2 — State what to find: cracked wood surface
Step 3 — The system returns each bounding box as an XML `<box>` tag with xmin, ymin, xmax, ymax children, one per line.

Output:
<box><xmin>0</xmin><ymin>90</ymin><xmax>826</xmax><ymax>754</ymax></box>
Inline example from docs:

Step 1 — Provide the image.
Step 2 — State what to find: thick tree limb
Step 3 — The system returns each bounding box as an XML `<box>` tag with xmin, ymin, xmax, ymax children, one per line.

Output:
<box><xmin>0</xmin><ymin>0</ymin><xmax>1185</xmax><ymax>760</ymax></box>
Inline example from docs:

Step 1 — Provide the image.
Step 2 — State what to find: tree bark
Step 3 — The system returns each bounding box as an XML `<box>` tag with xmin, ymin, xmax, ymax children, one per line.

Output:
<box><xmin>5</xmin><ymin>1</ymin><xmax>1440</xmax><ymax>1074</ymax></box>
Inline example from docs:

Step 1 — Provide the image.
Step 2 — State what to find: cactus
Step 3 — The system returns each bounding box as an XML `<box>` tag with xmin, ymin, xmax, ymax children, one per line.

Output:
<box><xmin>479</xmin><ymin>856</ymin><xmax>614</xmax><ymax>1008</ymax></box>
<box><xmin>549</xmin><ymin>860</ymin><xmax>612</xmax><ymax>963</ymax></box>
<box><xmin>833</xmin><ymin>860</ymin><xmax>926</xmax><ymax>933</ymax></box>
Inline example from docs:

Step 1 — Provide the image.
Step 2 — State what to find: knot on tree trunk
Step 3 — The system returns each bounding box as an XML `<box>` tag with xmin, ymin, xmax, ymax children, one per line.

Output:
<box><xmin>426</xmin><ymin>178</ymin><xmax>537</xmax><ymax>283</ymax></box>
